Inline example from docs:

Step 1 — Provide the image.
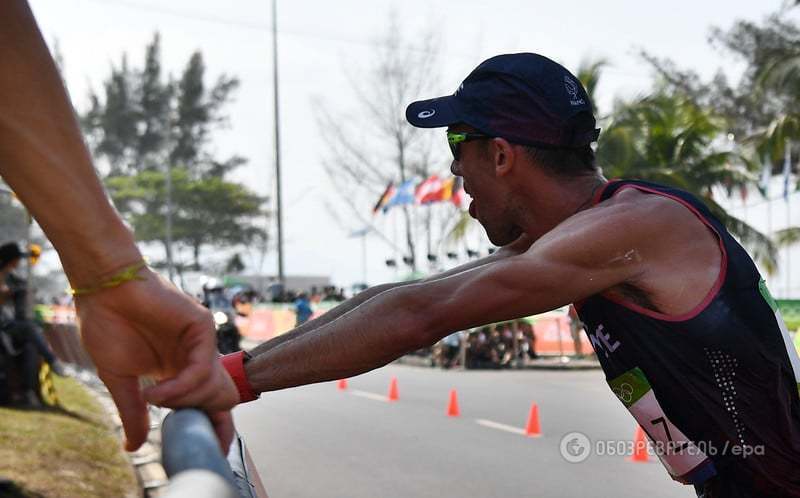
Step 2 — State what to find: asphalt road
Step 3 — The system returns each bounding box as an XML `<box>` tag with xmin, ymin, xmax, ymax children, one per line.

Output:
<box><xmin>234</xmin><ymin>364</ymin><xmax>693</xmax><ymax>498</ymax></box>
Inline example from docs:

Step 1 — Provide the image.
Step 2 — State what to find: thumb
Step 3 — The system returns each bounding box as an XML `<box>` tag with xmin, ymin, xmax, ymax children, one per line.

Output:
<box><xmin>99</xmin><ymin>371</ymin><xmax>150</xmax><ymax>451</ymax></box>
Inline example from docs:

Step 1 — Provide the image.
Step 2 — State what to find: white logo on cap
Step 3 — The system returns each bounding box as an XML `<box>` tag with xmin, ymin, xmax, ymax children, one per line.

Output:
<box><xmin>564</xmin><ymin>75</ymin><xmax>585</xmax><ymax>107</ymax></box>
<box><xmin>418</xmin><ymin>109</ymin><xmax>436</xmax><ymax>119</ymax></box>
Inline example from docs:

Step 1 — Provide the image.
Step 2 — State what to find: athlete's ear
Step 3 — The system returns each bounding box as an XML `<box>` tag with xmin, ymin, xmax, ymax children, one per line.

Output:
<box><xmin>491</xmin><ymin>137</ymin><xmax>515</xmax><ymax>177</ymax></box>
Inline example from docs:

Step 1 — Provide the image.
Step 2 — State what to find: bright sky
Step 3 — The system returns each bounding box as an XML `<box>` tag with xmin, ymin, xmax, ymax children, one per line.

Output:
<box><xmin>27</xmin><ymin>0</ymin><xmax>800</xmax><ymax>296</ymax></box>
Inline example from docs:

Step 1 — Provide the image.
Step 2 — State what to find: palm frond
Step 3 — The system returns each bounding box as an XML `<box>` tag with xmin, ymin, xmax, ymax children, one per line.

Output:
<box><xmin>775</xmin><ymin>226</ymin><xmax>800</xmax><ymax>247</ymax></box>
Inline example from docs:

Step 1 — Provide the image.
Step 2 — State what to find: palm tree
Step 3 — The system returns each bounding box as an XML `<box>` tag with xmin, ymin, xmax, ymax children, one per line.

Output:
<box><xmin>596</xmin><ymin>91</ymin><xmax>778</xmax><ymax>271</ymax></box>
<box><xmin>576</xmin><ymin>58</ymin><xmax>609</xmax><ymax>117</ymax></box>
<box><xmin>748</xmin><ymin>24</ymin><xmax>800</xmax><ymax>260</ymax></box>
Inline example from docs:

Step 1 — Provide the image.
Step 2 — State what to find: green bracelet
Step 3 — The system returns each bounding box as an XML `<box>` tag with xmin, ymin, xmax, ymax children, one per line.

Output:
<box><xmin>69</xmin><ymin>261</ymin><xmax>148</xmax><ymax>296</ymax></box>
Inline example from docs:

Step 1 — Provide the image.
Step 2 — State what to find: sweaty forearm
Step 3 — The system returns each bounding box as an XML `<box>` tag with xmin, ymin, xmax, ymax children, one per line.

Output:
<box><xmin>0</xmin><ymin>1</ymin><xmax>140</xmax><ymax>285</ymax></box>
<box><xmin>248</xmin><ymin>250</ymin><xmax>515</xmax><ymax>356</ymax></box>
<box><xmin>249</xmin><ymin>281</ymin><xmax>406</xmax><ymax>355</ymax></box>
<box><xmin>241</xmin><ymin>239</ymin><xmax>537</xmax><ymax>392</ymax></box>
<box><xmin>245</xmin><ymin>284</ymin><xmax>436</xmax><ymax>392</ymax></box>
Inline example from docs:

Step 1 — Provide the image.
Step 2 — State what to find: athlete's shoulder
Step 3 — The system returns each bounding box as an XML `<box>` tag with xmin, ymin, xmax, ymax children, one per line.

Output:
<box><xmin>593</xmin><ymin>183</ymin><xmax>700</xmax><ymax>230</ymax></box>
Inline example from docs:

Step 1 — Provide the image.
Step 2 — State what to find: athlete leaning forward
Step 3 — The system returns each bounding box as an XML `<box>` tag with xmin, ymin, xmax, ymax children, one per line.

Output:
<box><xmin>151</xmin><ymin>53</ymin><xmax>800</xmax><ymax>498</ymax></box>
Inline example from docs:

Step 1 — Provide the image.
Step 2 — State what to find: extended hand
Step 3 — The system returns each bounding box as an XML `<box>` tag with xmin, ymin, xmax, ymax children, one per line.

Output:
<box><xmin>76</xmin><ymin>269</ymin><xmax>239</xmax><ymax>451</ymax></box>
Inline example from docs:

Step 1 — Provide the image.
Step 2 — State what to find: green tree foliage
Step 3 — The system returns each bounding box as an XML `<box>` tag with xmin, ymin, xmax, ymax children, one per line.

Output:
<box><xmin>576</xmin><ymin>58</ymin><xmax>609</xmax><ymax>117</ymax></box>
<box><xmin>106</xmin><ymin>168</ymin><xmax>264</xmax><ymax>268</ymax></box>
<box><xmin>80</xmin><ymin>34</ymin><xmax>266</xmax><ymax>270</ymax></box>
<box><xmin>709</xmin><ymin>9</ymin><xmax>800</xmax><ymax>260</ymax></box>
<box><xmin>603</xmin><ymin>8</ymin><xmax>800</xmax><ymax>272</ymax></box>
<box><xmin>709</xmin><ymin>12</ymin><xmax>800</xmax><ymax>167</ymax></box>
<box><xmin>225</xmin><ymin>253</ymin><xmax>246</xmax><ymax>274</ymax></box>
<box><xmin>596</xmin><ymin>89</ymin><xmax>778</xmax><ymax>271</ymax></box>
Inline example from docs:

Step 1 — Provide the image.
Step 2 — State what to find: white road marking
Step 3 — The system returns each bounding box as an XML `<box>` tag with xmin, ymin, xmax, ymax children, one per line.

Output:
<box><xmin>475</xmin><ymin>419</ymin><xmax>528</xmax><ymax>436</ymax></box>
<box><xmin>350</xmin><ymin>390</ymin><xmax>389</xmax><ymax>402</ymax></box>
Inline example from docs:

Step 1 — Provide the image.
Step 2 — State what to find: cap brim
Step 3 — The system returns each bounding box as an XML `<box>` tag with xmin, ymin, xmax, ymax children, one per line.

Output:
<box><xmin>406</xmin><ymin>95</ymin><xmax>461</xmax><ymax>128</ymax></box>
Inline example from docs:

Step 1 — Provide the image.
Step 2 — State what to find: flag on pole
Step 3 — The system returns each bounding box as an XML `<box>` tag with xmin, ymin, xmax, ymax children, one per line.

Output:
<box><xmin>372</xmin><ymin>181</ymin><xmax>395</xmax><ymax>214</ymax></box>
<box><xmin>415</xmin><ymin>175</ymin><xmax>443</xmax><ymax>204</ymax></box>
<box><xmin>739</xmin><ymin>185</ymin><xmax>748</xmax><ymax>203</ymax></box>
<box><xmin>438</xmin><ymin>177</ymin><xmax>455</xmax><ymax>202</ymax></box>
<box><xmin>383</xmin><ymin>179</ymin><xmax>416</xmax><ymax>212</ymax></box>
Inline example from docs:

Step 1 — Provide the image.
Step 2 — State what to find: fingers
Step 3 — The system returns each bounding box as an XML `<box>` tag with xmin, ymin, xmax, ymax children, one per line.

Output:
<box><xmin>142</xmin><ymin>317</ymin><xmax>216</xmax><ymax>403</ymax></box>
<box><xmin>144</xmin><ymin>343</ymin><xmax>212</xmax><ymax>401</ymax></box>
<box><xmin>100</xmin><ymin>371</ymin><xmax>150</xmax><ymax>451</ymax></box>
<box><xmin>144</xmin><ymin>343</ymin><xmax>239</xmax><ymax>411</ymax></box>
<box><xmin>209</xmin><ymin>410</ymin><xmax>235</xmax><ymax>453</ymax></box>
<box><xmin>145</xmin><ymin>364</ymin><xmax>239</xmax><ymax>411</ymax></box>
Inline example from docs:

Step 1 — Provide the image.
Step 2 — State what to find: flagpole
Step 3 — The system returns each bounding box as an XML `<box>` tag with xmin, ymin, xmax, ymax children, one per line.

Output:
<box><xmin>392</xmin><ymin>208</ymin><xmax>399</xmax><ymax>280</ymax></box>
<box><xmin>272</xmin><ymin>0</ymin><xmax>285</xmax><ymax>288</ymax></box>
<box><xmin>361</xmin><ymin>231</ymin><xmax>367</xmax><ymax>285</ymax></box>
<box><xmin>785</xmin><ymin>138</ymin><xmax>792</xmax><ymax>297</ymax></box>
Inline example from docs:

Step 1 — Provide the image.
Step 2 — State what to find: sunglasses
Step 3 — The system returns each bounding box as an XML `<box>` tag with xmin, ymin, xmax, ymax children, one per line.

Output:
<box><xmin>447</xmin><ymin>131</ymin><xmax>493</xmax><ymax>161</ymax></box>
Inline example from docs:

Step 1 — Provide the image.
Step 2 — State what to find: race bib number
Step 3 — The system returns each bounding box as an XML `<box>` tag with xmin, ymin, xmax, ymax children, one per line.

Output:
<box><xmin>609</xmin><ymin>367</ymin><xmax>712</xmax><ymax>483</ymax></box>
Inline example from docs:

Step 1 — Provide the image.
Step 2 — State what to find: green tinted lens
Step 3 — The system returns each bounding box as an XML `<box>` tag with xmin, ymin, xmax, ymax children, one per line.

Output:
<box><xmin>447</xmin><ymin>132</ymin><xmax>466</xmax><ymax>160</ymax></box>
<box><xmin>447</xmin><ymin>132</ymin><xmax>467</xmax><ymax>145</ymax></box>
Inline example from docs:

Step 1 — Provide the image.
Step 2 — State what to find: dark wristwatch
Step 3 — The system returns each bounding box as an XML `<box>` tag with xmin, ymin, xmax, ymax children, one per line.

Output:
<box><xmin>220</xmin><ymin>350</ymin><xmax>259</xmax><ymax>403</ymax></box>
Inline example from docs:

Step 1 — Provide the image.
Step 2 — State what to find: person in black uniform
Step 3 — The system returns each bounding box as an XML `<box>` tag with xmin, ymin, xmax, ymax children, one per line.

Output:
<box><xmin>0</xmin><ymin>242</ymin><xmax>65</xmax><ymax>406</ymax></box>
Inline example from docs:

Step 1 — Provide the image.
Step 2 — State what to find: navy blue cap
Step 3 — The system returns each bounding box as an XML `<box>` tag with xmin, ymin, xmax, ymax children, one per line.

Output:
<box><xmin>406</xmin><ymin>53</ymin><xmax>600</xmax><ymax>148</ymax></box>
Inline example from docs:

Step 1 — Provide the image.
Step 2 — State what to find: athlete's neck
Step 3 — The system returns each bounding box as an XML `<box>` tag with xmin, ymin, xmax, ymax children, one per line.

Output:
<box><xmin>513</xmin><ymin>174</ymin><xmax>607</xmax><ymax>240</ymax></box>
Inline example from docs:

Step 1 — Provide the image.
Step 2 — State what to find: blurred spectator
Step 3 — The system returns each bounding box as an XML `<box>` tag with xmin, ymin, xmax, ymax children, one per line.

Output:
<box><xmin>517</xmin><ymin>320</ymin><xmax>537</xmax><ymax>359</ymax></box>
<box><xmin>435</xmin><ymin>331</ymin><xmax>463</xmax><ymax>369</ymax></box>
<box><xmin>489</xmin><ymin>325</ymin><xmax>513</xmax><ymax>368</ymax></box>
<box><xmin>568</xmin><ymin>305</ymin><xmax>584</xmax><ymax>357</ymax></box>
<box><xmin>294</xmin><ymin>292</ymin><xmax>313</xmax><ymax>326</ymax></box>
<box><xmin>0</xmin><ymin>242</ymin><xmax>64</xmax><ymax>407</ymax></box>
<box><xmin>466</xmin><ymin>327</ymin><xmax>493</xmax><ymax>368</ymax></box>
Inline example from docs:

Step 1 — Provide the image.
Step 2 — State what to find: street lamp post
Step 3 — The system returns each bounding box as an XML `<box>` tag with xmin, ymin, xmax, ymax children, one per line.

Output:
<box><xmin>164</xmin><ymin>163</ymin><xmax>175</xmax><ymax>282</ymax></box>
<box><xmin>272</xmin><ymin>0</ymin><xmax>285</xmax><ymax>288</ymax></box>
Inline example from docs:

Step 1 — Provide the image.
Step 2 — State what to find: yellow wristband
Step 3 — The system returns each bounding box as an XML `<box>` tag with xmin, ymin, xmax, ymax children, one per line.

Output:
<box><xmin>69</xmin><ymin>261</ymin><xmax>148</xmax><ymax>296</ymax></box>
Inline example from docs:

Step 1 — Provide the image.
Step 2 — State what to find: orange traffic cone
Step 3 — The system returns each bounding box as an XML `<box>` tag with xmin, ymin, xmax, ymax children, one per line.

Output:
<box><xmin>447</xmin><ymin>389</ymin><xmax>460</xmax><ymax>417</ymax></box>
<box><xmin>628</xmin><ymin>425</ymin><xmax>650</xmax><ymax>462</ymax></box>
<box><xmin>337</xmin><ymin>379</ymin><xmax>348</xmax><ymax>390</ymax></box>
<box><xmin>387</xmin><ymin>377</ymin><xmax>399</xmax><ymax>401</ymax></box>
<box><xmin>525</xmin><ymin>402</ymin><xmax>541</xmax><ymax>437</ymax></box>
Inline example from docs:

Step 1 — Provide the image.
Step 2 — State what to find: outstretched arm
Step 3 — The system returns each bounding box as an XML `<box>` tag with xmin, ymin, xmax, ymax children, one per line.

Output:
<box><xmin>146</xmin><ymin>205</ymin><xmax>657</xmax><ymax>402</ymax></box>
<box><xmin>249</xmin><ymin>233</ymin><xmax>534</xmax><ymax>356</ymax></box>
<box><xmin>0</xmin><ymin>0</ymin><xmax>237</xmax><ymax>450</ymax></box>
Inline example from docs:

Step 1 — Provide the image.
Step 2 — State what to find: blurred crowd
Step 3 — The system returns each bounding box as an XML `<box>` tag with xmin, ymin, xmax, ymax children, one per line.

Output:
<box><xmin>417</xmin><ymin>315</ymin><xmax>591</xmax><ymax>369</ymax></box>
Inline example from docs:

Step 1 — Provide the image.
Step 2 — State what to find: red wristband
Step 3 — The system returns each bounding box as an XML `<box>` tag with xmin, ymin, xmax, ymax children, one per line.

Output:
<box><xmin>220</xmin><ymin>351</ymin><xmax>259</xmax><ymax>403</ymax></box>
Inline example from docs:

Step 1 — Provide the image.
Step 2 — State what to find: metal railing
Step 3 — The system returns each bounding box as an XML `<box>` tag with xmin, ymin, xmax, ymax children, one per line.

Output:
<box><xmin>161</xmin><ymin>409</ymin><xmax>264</xmax><ymax>498</ymax></box>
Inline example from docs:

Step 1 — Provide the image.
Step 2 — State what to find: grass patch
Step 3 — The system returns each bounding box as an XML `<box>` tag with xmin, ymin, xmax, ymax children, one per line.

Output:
<box><xmin>0</xmin><ymin>376</ymin><xmax>138</xmax><ymax>498</ymax></box>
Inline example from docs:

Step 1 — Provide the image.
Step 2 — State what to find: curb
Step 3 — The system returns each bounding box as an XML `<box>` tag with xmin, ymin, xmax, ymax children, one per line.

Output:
<box><xmin>68</xmin><ymin>365</ymin><xmax>169</xmax><ymax>498</ymax></box>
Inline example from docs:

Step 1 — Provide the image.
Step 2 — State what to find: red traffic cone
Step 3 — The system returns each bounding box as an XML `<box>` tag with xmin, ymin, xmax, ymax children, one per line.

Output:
<box><xmin>387</xmin><ymin>377</ymin><xmax>399</xmax><ymax>401</ymax></box>
<box><xmin>447</xmin><ymin>389</ymin><xmax>460</xmax><ymax>417</ymax></box>
<box><xmin>337</xmin><ymin>379</ymin><xmax>348</xmax><ymax>390</ymax></box>
<box><xmin>628</xmin><ymin>425</ymin><xmax>650</xmax><ymax>462</ymax></box>
<box><xmin>525</xmin><ymin>402</ymin><xmax>541</xmax><ymax>437</ymax></box>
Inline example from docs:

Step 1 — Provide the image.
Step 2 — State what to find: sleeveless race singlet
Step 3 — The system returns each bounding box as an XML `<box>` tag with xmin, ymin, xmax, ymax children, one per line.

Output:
<box><xmin>576</xmin><ymin>180</ymin><xmax>800</xmax><ymax>496</ymax></box>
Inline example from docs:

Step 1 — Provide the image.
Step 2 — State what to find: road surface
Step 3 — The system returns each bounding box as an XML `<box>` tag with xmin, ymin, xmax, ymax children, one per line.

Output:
<box><xmin>234</xmin><ymin>364</ymin><xmax>691</xmax><ymax>498</ymax></box>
